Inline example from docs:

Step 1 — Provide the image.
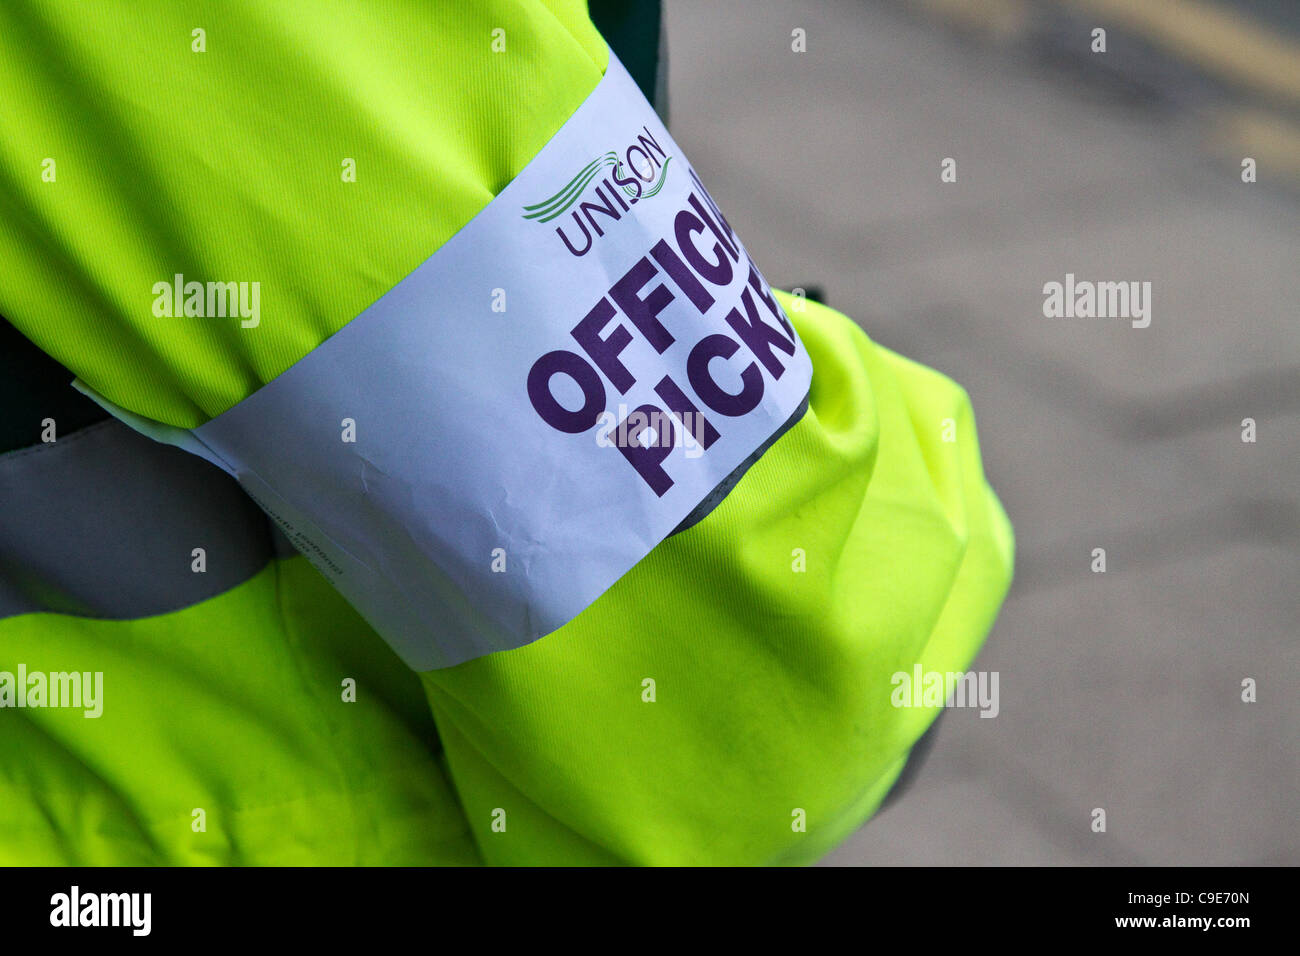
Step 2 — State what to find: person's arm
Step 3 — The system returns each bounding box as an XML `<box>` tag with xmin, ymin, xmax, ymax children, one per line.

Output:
<box><xmin>0</xmin><ymin>0</ymin><xmax>1012</xmax><ymax>864</ymax></box>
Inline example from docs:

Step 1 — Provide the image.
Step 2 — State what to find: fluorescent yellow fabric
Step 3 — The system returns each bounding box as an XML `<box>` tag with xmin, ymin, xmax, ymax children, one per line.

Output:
<box><xmin>0</xmin><ymin>1</ymin><xmax>1014</xmax><ymax>865</ymax></box>
<box><xmin>1</xmin><ymin>294</ymin><xmax>1013</xmax><ymax>865</ymax></box>
<box><xmin>0</xmin><ymin>0</ymin><xmax>607</xmax><ymax>426</ymax></box>
<box><xmin>421</xmin><ymin>293</ymin><xmax>1015</xmax><ymax>865</ymax></box>
<box><xmin>0</xmin><ymin>557</ymin><xmax>479</xmax><ymax>865</ymax></box>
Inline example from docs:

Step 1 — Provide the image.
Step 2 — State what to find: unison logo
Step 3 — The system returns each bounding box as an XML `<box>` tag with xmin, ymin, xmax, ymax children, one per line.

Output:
<box><xmin>522</xmin><ymin>126</ymin><xmax>671</xmax><ymax>257</ymax></box>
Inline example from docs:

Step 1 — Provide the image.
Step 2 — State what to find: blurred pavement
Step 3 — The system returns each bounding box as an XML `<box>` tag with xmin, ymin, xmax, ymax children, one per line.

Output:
<box><xmin>664</xmin><ymin>0</ymin><xmax>1299</xmax><ymax>865</ymax></box>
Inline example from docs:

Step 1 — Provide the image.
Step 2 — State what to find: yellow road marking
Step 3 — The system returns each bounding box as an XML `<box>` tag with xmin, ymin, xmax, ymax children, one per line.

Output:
<box><xmin>1064</xmin><ymin>0</ymin><xmax>1300</xmax><ymax>107</ymax></box>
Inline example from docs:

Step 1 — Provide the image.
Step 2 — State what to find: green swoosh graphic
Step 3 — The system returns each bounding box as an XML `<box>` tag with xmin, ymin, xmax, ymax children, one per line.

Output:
<box><xmin>529</xmin><ymin>164</ymin><xmax>605</xmax><ymax>223</ymax></box>
<box><xmin>521</xmin><ymin>156</ymin><xmax>601</xmax><ymax>215</ymax></box>
<box><xmin>626</xmin><ymin>155</ymin><xmax>671</xmax><ymax>199</ymax></box>
<box><xmin>522</xmin><ymin>151</ymin><xmax>618</xmax><ymax>222</ymax></box>
<box><xmin>523</xmin><ymin>152</ymin><xmax>674</xmax><ymax>223</ymax></box>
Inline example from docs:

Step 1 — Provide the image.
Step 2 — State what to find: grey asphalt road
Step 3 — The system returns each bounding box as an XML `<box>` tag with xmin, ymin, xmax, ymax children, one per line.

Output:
<box><xmin>664</xmin><ymin>0</ymin><xmax>1300</xmax><ymax>865</ymax></box>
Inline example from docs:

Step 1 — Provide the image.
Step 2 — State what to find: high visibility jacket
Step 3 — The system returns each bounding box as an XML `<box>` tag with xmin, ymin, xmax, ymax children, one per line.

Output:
<box><xmin>0</xmin><ymin>1</ymin><xmax>1013</xmax><ymax>865</ymax></box>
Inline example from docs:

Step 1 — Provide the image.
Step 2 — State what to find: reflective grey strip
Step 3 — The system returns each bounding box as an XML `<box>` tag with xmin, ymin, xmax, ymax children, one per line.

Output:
<box><xmin>0</xmin><ymin>419</ymin><xmax>278</xmax><ymax>621</ymax></box>
<box><xmin>671</xmin><ymin>391</ymin><xmax>807</xmax><ymax>534</ymax></box>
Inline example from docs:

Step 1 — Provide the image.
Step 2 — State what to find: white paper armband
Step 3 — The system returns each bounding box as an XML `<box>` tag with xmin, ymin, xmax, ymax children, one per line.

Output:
<box><xmin>77</xmin><ymin>54</ymin><xmax>813</xmax><ymax>669</ymax></box>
